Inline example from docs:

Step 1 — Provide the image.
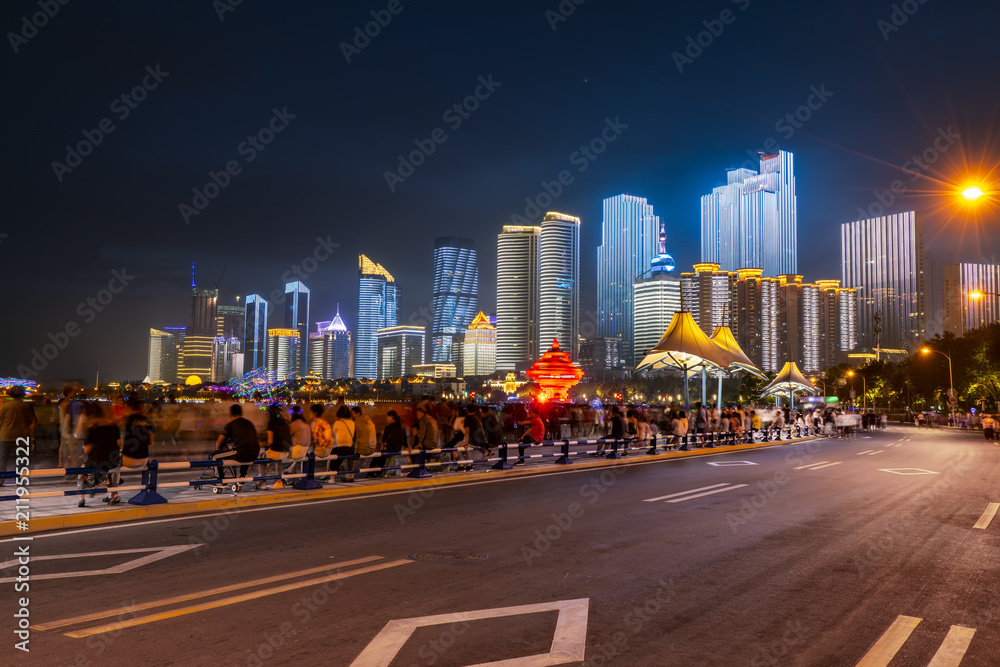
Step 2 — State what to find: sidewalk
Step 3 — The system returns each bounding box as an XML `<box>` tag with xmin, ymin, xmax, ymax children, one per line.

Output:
<box><xmin>1</xmin><ymin>434</ymin><xmax>818</xmax><ymax>536</ymax></box>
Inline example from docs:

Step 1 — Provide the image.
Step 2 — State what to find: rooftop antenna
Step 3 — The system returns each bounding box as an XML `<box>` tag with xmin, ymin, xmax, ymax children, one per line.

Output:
<box><xmin>215</xmin><ymin>263</ymin><xmax>227</xmax><ymax>290</ymax></box>
<box><xmin>191</xmin><ymin>262</ymin><xmax>196</xmax><ymax>288</ymax></box>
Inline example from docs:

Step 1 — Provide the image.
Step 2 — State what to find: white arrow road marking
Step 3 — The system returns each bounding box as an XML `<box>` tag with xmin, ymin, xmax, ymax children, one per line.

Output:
<box><xmin>974</xmin><ymin>503</ymin><xmax>1000</xmax><ymax>530</ymax></box>
<box><xmin>351</xmin><ymin>598</ymin><xmax>590</xmax><ymax>667</ymax></box>
<box><xmin>0</xmin><ymin>544</ymin><xmax>201</xmax><ymax>583</ymax></box>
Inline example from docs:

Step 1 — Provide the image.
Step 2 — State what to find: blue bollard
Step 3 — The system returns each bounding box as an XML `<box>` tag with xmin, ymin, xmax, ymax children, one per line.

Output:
<box><xmin>606</xmin><ymin>438</ymin><xmax>622</xmax><ymax>460</ymax></box>
<box><xmin>555</xmin><ymin>440</ymin><xmax>572</xmax><ymax>465</ymax></box>
<box><xmin>293</xmin><ymin>453</ymin><xmax>323</xmax><ymax>490</ymax></box>
<box><xmin>646</xmin><ymin>436</ymin><xmax>658</xmax><ymax>456</ymax></box>
<box><xmin>128</xmin><ymin>459</ymin><xmax>168</xmax><ymax>505</ymax></box>
<box><xmin>408</xmin><ymin>448</ymin><xmax>433</xmax><ymax>478</ymax></box>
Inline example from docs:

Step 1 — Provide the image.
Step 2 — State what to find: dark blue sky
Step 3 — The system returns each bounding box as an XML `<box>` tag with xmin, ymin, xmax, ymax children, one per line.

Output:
<box><xmin>3</xmin><ymin>0</ymin><xmax>997</xmax><ymax>383</ymax></box>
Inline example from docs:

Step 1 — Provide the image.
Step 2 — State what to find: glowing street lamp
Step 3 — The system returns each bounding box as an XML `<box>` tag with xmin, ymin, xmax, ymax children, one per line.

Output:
<box><xmin>920</xmin><ymin>347</ymin><xmax>955</xmax><ymax>425</ymax></box>
<box><xmin>847</xmin><ymin>370</ymin><xmax>866</xmax><ymax>411</ymax></box>
<box><xmin>961</xmin><ymin>184</ymin><xmax>985</xmax><ymax>201</ymax></box>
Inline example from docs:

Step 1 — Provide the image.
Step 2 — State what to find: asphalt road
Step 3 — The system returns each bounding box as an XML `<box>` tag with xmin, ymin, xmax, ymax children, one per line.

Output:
<box><xmin>5</xmin><ymin>425</ymin><xmax>1000</xmax><ymax>666</ymax></box>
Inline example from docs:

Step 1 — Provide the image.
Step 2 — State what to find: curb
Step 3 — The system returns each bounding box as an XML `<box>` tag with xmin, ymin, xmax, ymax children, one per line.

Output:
<box><xmin>1</xmin><ymin>435</ymin><xmax>817</xmax><ymax>536</ymax></box>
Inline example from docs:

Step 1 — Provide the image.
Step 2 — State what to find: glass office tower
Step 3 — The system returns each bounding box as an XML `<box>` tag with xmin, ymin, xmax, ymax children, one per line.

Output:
<box><xmin>284</xmin><ymin>281</ymin><xmax>310</xmax><ymax>377</ymax></box>
<box><xmin>539</xmin><ymin>212</ymin><xmax>581</xmax><ymax>360</ymax></box>
<box><xmin>243</xmin><ymin>294</ymin><xmax>270</xmax><ymax>372</ymax></box>
<box><xmin>356</xmin><ymin>254</ymin><xmax>398</xmax><ymax>379</ymax></box>
<box><xmin>496</xmin><ymin>225</ymin><xmax>541</xmax><ymax>371</ymax></box>
<box><xmin>431</xmin><ymin>237</ymin><xmax>479</xmax><ymax>364</ymax></box>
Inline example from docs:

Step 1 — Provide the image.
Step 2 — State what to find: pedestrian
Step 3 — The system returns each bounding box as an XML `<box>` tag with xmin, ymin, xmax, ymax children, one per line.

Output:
<box><xmin>309</xmin><ymin>403</ymin><xmax>335</xmax><ymax>473</ymax></box>
<box><xmin>516</xmin><ymin>407</ymin><xmax>546</xmax><ymax>465</ymax></box>
<box><xmin>262</xmin><ymin>404</ymin><xmax>291</xmax><ymax>489</ymax></box>
<box><xmin>694</xmin><ymin>402</ymin><xmax>709</xmax><ymax>442</ymax></box>
<box><xmin>480</xmin><ymin>405</ymin><xmax>501</xmax><ymax>458</ymax></box>
<box><xmin>77</xmin><ymin>402</ymin><xmax>121</xmax><ymax>507</ymax></box>
<box><xmin>121</xmin><ymin>398</ymin><xmax>155</xmax><ymax>474</ymax></box>
<box><xmin>983</xmin><ymin>414</ymin><xmax>996</xmax><ymax>442</ymax></box>
<box><xmin>464</xmin><ymin>406</ymin><xmax>487</xmax><ymax>471</ymax></box>
<box><xmin>0</xmin><ymin>386</ymin><xmax>37</xmax><ymax>485</ymax></box>
<box><xmin>446</xmin><ymin>405</ymin><xmax>469</xmax><ymax>471</ymax></box>
<box><xmin>284</xmin><ymin>406</ymin><xmax>311</xmax><ymax>476</ymax></box>
<box><xmin>211</xmin><ymin>403</ymin><xmax>261</xmax><ymax>489</ymax></box>
<box><xmin>750</xmin><ymin>410</ymin><xmax>761</xmax><ymax>438</ymax></box>
<box><xmin>58</xmin><ymin>385</ymin><xmax>83</xmax><ymax>469</ymax></box>
<box><xmin>374</xmin><ymin>410</ymin><xmax>407</xmax><ymax>476</ymax></box>
<box><xmin>671</xmin><ymin>410</ymin><xmax>688</xmax><ymax>449</ymax></box>
<box><xmin>332</xmin><ymin>405</ymin><xmax>357</xmax><ymax>482</ymax></box>
<box><xmin>351</xmin><ymin>405</ymin><xmax>378</xmax><ymax>476</ymax></box>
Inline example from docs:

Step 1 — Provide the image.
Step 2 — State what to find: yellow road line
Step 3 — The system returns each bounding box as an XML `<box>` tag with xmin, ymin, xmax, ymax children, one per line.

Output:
<box><xmin>65</xmin><ymin>559</ymin><xmax>412</xmax><ymax>638</ymax></box>
<box><xmin>34</xmin><ymin>555</ymin><xmax>383</xmax><ymax>631</ymax></box>
<box><xmin>856</xmin><ymin>615</ymin><xmax>921</xmax><ymax>667</ymax></box>
<box><xmin>927</xmin><ymin>625</ymin><xmax>976</xmax><ymax>667</ymax></box>
<box><xmin>973</xmin><ymin>503</ymin><xmax>1000</xmax><ymax>530</ymax></box>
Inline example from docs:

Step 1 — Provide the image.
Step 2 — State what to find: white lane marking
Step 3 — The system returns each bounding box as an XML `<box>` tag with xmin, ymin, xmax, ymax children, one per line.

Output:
<box><xmin>856</xmin><ymin>450</ymin><xmax>874</xmax><ymax>455</ymax></box>
<box><xmin>806</xmin><ymin>462</ymin><xmax>843</xmax><ymax>470</ymax></box>
<box><xmin>793</xmin><ymin>461</ymin><xmax>829</xmax><ymax>470</ymax></box>
<box><xmin>973</xmin><ymin>503</ymin><xmax>1000</xmax><ymax>530</ymax></box>
<box><xmin>0</xmin><ymin>544</ymin><xmax>200</xmax><ymax>583</ymax></box>
<box><xmin>879</xmin><ymin>468</ymin><xmax>941</xmax><ymax>476</ymax></box>
<box><xmin>351</xmin><ymin>598</ymin><xmax>590</xmax><ymax>667</ymax></box>
<box><xmin>867</xmin><ymin>451</ymin><xmax>884</xmax><ymax>456</ymax></box>
<box><xmin>666</xmin><ymin>484</ymin><xmax>748</xmax><ymax>503</ymax></box>
<box><xmin>706</xmin><ymin>461</ymin><xmax>759</xmax><ymax>467</ymax></box>
<box><xmin>927</xmin><ymin>625</ymin><xmax>977</xmax><ymax>667</ymax></box>
<box><xmin>856</xmin><ymin>615</ymin><xmax>922</xmax><ymax>666</ymax></box>
<box><xmin>643</xmin><ymin>484</ymin><xmax>731</xmax><ymax>502</ymax></box>
<box><xmin>2</xmin><ymin>439</ymin><xmax>818</xmax><ymax>543</ymax></box>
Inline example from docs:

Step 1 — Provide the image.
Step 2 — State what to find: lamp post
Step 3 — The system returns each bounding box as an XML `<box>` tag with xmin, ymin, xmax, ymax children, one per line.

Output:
<box><xmin>847</xmin><ymin>370</ymin><xmax>866</xmax><ymax>412</ymax></box>
<box><xmin>921</xmin><ymin>347</ymin><xmax>954</xmax><ymax>425</ymax></box>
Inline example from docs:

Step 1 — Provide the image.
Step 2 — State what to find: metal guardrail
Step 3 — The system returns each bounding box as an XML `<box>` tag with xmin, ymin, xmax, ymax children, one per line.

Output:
<box><xmin>0</xmin><ymin>425</ymin><xmax>815</xmax><ymax>505</ymax></box>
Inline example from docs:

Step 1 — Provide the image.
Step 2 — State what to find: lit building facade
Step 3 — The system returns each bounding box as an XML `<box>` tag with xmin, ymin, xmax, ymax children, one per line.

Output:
<box><xmin>431</xmin><ymin>237</ymin><xmax>478</xmax><ymax>364</ymax></box>
<box><xmin>283</xmin><ymin>281</ymin><xmax>310</xmax><ymax>377</ymax></box>
<box><xmin>633</xmin><ymin>223</ymin><xmax>681</xmax><ymax>366</ymax></box>
<box><xmin>943</xmin><ymin>263</ymin><xmax>1000</xmax><ymax>336</ymax></box>
<box><xmin>243</xmin><ymin>294</ymin><xmax>269</xmax><ymax>371</ymax></box>
<box><xmin>497</xmin><ymin>225</ymin><xmax>540</xmax><ymax>371</ymax></box>
<box><xmin>375</xmin><ymin>325</ymin><xmax>425</xmax><ymax>380</ymax></box>
<box><xmin>356</xmin><ymin>254</ymin><xmax>398</xmax><ymax>379</ymax></box>
<box><xmin>681</xmin><ymin>263</ymin><xmax>737</xmax><ymax>336</ymax></box>
<box><xmin>463</xmin><ymin>311</ymin><xmax>497</xmax><ymax>377</ymax></box>
<box><xmin>539</xmin><ymin>212</ymin><xmax>581</xmax><ymax>360</ymax></box>
<box><xmin>309</xmin><ymin>310</ymin><xmax>353</xmax><ymax>380</ymax></box>
<box><xmin>216</xmin><ymin>304</ymin><xmax>244</xmax><ymax>340</ymax></box>
<box><xmin>147</xmin><ymin>328</ymin><xmax>178</xmax><ymax>383</ymax></box>
<box><xmin>211</xmin><ymin>336</ymin><xmax>241</xmax><ymax>383</ymax></box>
<box><xmin>841</xmin><ymin>212</ymin><xmax>926</xmax><ymax>351</ymax></box>
<box><xmin>413</xmin><ymin>364</ymin><xmax>457</xmax><ymax>379</ymax></box>
<box><xmin>815</xmin><ymin>279</ymin><xmax>857</xmax><ymax>369</ymax></box>
<box><xmin>701</xmin><ymin>150</ymin><xmax>797</xmax><ymax>277</ymax></box>
<box><xmin>266</xmin><ymin>328</ymin><xmax>300</xmax><ymax>381</ymax></box>
<box><xmin>597</xmin><ymin>194</ymin><xmax>660</xmax><ymax>365</ymax></box>
<box><xmin>578</xmin><ymin>337</ymin><xmax>623</xmax><ymax>381</ymax></box>
<box><xmin>178</xmin><ymin>334</ymin><xmax>213</xmax><ymax>383</ymax></box>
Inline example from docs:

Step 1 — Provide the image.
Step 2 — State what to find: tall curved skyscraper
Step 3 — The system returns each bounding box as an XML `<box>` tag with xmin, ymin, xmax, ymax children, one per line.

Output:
<box><xmin>539</xmin><ymin>212</ymin><xmax>580</xmax><ymax>360</ymax></box>
<box><xmin>431</xmin><ymin>237</ymin><xmax>478</xmax><ymax>364</ymax></box>
<box><xmin>597</xmin><ymin>194</ymin><xmax>660</xmax><ymax>366</ymax></box>
<box><xmin>355</xmin><ymin>254</ymin><xmax>398</xmax><ymax>379</ymax></box>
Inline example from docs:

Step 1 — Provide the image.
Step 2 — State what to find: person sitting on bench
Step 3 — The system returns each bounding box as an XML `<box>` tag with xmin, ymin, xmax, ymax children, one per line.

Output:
<box><xmin>211</xmin><ymin>404</ymin><xmax>261</xmax><ymax>486</ymax></box>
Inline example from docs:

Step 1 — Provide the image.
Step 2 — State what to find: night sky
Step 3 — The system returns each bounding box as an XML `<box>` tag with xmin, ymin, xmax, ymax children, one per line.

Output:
<box><xmin>3</xmin><ymin>0</ymin><xmax>997</xmax><ymax>384</ymax></box>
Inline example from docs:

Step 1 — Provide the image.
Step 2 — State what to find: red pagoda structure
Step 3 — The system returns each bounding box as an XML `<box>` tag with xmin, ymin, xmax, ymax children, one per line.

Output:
<box><xmin>525</xmin><ymin>338</ymin><xmax>584</xmax><ymax>401</ymax></box>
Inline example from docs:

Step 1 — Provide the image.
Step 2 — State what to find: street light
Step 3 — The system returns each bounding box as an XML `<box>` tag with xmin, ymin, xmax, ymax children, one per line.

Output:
<box><xmin>847</xmin><ymin>370</ymin><xmax>866</xmax><ymax>411</ymax></box>
<box><xmin>961</xmin><ymin>184</ymin><xmax>985</xmax><ymax>201</ymax></box>
<box><xmin>921</xmin><ymin>347</ymin><xmax>955</xmax><ymax>425</ymax></box>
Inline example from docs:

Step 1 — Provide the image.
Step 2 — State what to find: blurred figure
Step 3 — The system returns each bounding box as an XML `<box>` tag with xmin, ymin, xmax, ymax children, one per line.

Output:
<box><xmin>58</xmin><ymin>385</ymin><xmax>83</xmax><ymax>468</ymax></box>
<box><xmin>0</xmin><ymin>386</ymin><xmax>37</xmax><ymax>486</ymax></box>
<box><xmin>77</xmin><ymin>402</ymin><xmax>121</xmax><ymax>507</ymax></box>
<box><xmin>332</xmin><ymin>405</ymin><xmax>357</xmax><ymax>482</ymax></box>
<box><xmin>262</xmin><ymin>405</ymin><xmax>291</xmax><ymax>489</ymax></box>
<box><xmin>121</xmin><ymin>399</ymin><xmax>154</xmax><ymax>470</ymax></box>
<box><xmin>374</xmin><ymin>409</ymin><xmax>406</xmax><ymax>477</ymax></box>
<box><xmin>515</xmin><ymin>407</ymin><xmax>545</xmax><ymax>466</ymax></box>
<box><xmin>309</xmin><ymin>404</ymin><xmax>334</xmax><ymax>472</ymax></box>
<box><xmin>284</xmin><ymin>406</ymin><xmax>311</xmax><ymax>475</ymax></box>
<box><xmin>211</xmin><ymin>404</ymin><xmax>261</xmax><ymax>488</ymax></box>
<box><xmin>351</xmin><ymin>405</ymin><xmax>378</xmax><ymax>476</ymax></box>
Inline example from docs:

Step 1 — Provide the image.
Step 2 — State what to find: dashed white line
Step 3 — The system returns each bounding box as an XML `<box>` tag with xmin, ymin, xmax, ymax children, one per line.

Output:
<box><xmin>973</xmin><ymin>503</ymin><xmax>1000</xmax><ymax>530</ymax></box>
<box><xmin>666</xmin><ymin>484</ymin><xmax>748</xmax><ymax>503</ymax></box>
<box><xmin>794</xmin><ymin>461</ymin><xmax>829</xmax><ymax>470</ymax></box>
<box><xmin>643</xmin><ymin>484</ymin><xmax>731</xmax><ymax>502</ymax></box>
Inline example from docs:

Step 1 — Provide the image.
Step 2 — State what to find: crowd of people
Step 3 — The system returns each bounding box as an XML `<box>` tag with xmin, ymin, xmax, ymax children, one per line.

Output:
<box><xmin>2</xmin><ymin>386</ymin><xmax>901</xmax><ymax>501</ymax></box>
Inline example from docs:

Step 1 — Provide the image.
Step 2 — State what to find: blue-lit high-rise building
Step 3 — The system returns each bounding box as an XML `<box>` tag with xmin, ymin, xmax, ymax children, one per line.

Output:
<box><xmin>355</xmin><ymin>254</ymin><xmax>398</xmax><ymax>379</ymax></box>
<box><xmin>597</xmin><ymin>194</ymin><xmax>661</xmax><ymax>365</ymax></box>
<box><xmin>701</xmin><ymin>150</ymin><xmax>797</xmax><ymax>277</ymax></box>
<box><xmin>284</xmin><ymin>281</ymin><xmax>310</xmax><ymax>377</ymax></box>
<box><xmin>431</xmin><ymin>237</ymin><xmax>478</xmax><ymax>364</ymax></box>
<box><xmin>243</xmin><ymin>294</ymin><xmax>270</xmax><ymax>372</ymax></box>
<box><xmin>539</xmin><ymin>213</ymin><xmax>581</xmax><ymax>360</ymax></box>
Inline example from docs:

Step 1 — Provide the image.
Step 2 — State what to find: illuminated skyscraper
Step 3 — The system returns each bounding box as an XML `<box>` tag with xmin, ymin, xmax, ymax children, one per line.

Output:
<box><xmin>216</xmin><ymin>303</ymin><xmax>244</xmax><ymax>340</ymax></box>
<box><xmin>497</xmin><ymin>225</ymin><xmax>541</xmax><ymax>371</ymax></box>
<box><xmin>597</xmin><ymin>194</ymin><xmax>661</xmax><ymax>364</ymax></box>
<box><xmin>943</xmin><ymin>263</ymin><xmax>1000</xmax><ymax>336</ymax></box>
<box><xmin>147</xmin><ymin>328</ymin><xmax>178</xmax><ymax>383</ymax></box>
<box><xmin>284</xmin><ymin>281</ymin><xmax>310</xmax><ymax>377</ymax></box>
<box><xmin>266</xmin><ymin>328</ymin><xmax>300</xmax><ymax>381</ymax></box>
<box><xmin>356</xmin><ymin>254</ymin><xmax>398</xmax><ymax>379</ymax></box>
<box><xmin>376</xmin><ymin>326</ymin><xmax>425</xmax><ymax>380</ymax></box>
<box><xmin>211</xmin><ymin>337</ymin><xmax>241</xmax><ymax>382</ymax></box>
<box><xmin>816</xmin><ymin>279</ymin><xmax>857</xmax><ymax>369</ymax></box>
<box><xmin>463</xmin><ymin>311</ymin><xmax>497</xmax><ymax>376</ymax></box>
<box><xmin>190</xmin><ymin>263</ymin><xmax>219</xmax><ymax>336</ymax></box>
<box><xmin>431</xmin><ymin>237</ymin><xmax>479</xmax><ymax>364</ymax></box>
<box><xmin>539</xmin><ymin>212</ymin><xmax>581</xmax><ymax>360</ymax></box>
<box><xmin>633</xmin><ymin>222</ymin><xmax>681</xmax><ymax>366</ymax></box>
<box><xmin>841</xmin><ymin>212</ymin><xmax>926</xmax><ymax>351</ymax></box>
<box><xmin>310</xmin><ymin>309</ymin><xmax>353</xmax><ymax>379</ymax></box>
<box><xmin>681</xmin><ymin>263</ymin><xmax>737</xmax><ymax>336</ymax></box>
<box><xmin>243</xmin><ymin>294</ymin><xmax>270</xmax><ymax>371</ymax></box>
<box><xmin>701</xmin><ymin>151</ymin><xmax>797</xmax><ymax>277</ymax></box>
